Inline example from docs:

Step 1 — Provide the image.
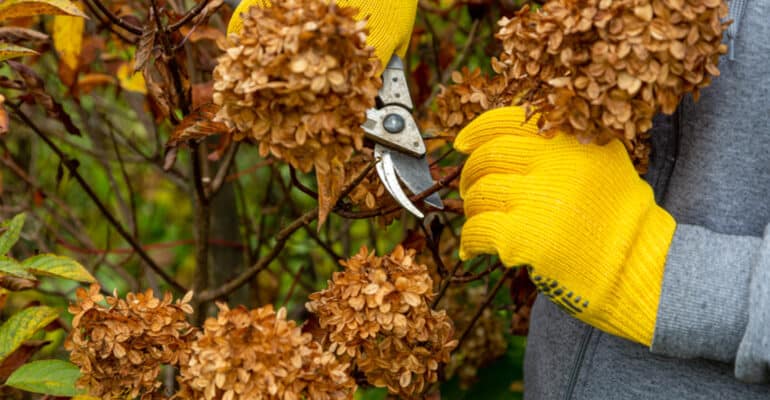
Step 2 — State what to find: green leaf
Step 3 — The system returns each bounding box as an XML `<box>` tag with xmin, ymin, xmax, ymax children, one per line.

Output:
<box><xmin>0</xmin><ymin>213</ymin><xmax>26</xmax><ymax>255</ymax></box>
<box><xmin>0</xmin><ymin>306</ymin><xmax>59</xmax><ymax>362</ymax></box>
<box><xmin>0</xmin><ymin>43</ymin><xmax>38</xmax><ymax>62</ymax></box>
<box><xmin>5</xmin><ymin>360</ymin><xmax>83</xmax><ymax>396</ymax></box>
<box><xmin>22</xmin><ymin>254</ymin><xmax>95</xmax><ymax>283</ymax></box>
<box><xmin>0</xmin><ymin>256</ymin><xmax>35</xmax><ymax>280</ymax></box>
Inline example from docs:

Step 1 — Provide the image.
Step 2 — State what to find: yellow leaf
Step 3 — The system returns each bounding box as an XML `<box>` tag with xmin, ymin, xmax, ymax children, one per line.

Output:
<box><xmin>116</xmin><ymin>63</ymin><xmax>147</xmax><ymax>94</ymax></box>
<box><xmin>22</xmin><ymin>254</ymin><xmax>96</xmax><ymax>283</ymax></box>
<box><xmin>0</xmin><ymin>42</ymin><xmax>37</xmax><ymax>61</ymax></box>
<box><xmin>0</xmin><ymin>306</ymin><xmax>58</xmax><ymax>362</ymax></box>
<box><xmin>52</xmin><ymin>5</ymin><xmax>84</xmax><ymax>72</ymax></box>
<box><xmin>0</xmin><ymin>0</ymin><xmax>87</xmax><ymax>21</ymax></box>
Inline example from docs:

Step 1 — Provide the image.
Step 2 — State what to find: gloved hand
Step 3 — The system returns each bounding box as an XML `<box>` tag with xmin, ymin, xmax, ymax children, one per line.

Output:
<box><xmin>227</xmin><ymin>0</ymin><xmax>417</xmax><ymax>68</ymax></box>
<box><xmin>455</xmin><ymin>106</ymin><xmax>677</xmax><ymax>346</ymax></box>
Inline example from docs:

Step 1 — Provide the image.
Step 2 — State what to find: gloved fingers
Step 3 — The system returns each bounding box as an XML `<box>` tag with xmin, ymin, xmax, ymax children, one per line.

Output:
<box><xmin>454</xmin><ymin>106</ymin><xmax>540</xmax><ymax>155</ymax></box>
<box><xmin>458</xmin><ymin>135</ymin><xmax>548</xmax><ymax>197</ymax></box>
<box><xmin>463</xmin><ymin>173</ymin><xmax>530</xmax><ymax>218</ymax></box>
<box><xmin>459</xmin><ymin>211</ymin><xmax>532</xmax><ymax>268</ymax></box>
<box><xmin>339</xmin><ymin>0</ymin><xmax>417</xmax><ymax>60</ymax></box>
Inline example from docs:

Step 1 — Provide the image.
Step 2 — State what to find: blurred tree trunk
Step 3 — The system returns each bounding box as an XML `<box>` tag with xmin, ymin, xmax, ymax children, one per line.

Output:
<box><xmin>210</xmin><ymin>176</ymin><xmax>251</xmax><ymax>307</ymax></box>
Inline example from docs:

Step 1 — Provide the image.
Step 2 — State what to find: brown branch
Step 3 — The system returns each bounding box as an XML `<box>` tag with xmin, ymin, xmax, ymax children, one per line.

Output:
<box><xmin>275</xmin><ymin>167</ymin><xmax>342</xmax><ymax>262</ymax></box>
<box><xmin>334</xmin><ymin>163</ymin><xmax>463</xmax><ymax>219</ymax></box>
<box><xmin>198</xmin><ymin>160</ymin><xmax>377</xmax><ymax>302</ymax></box>
<box><xmin>420</xmin><ymin>19</ymin><xmax>481</xmax><ymax>111</ymax></box>
<box><xmin>431</xmin><ymin>259</ymin><xmax>463</xmax><ymax>309</ymax></box>
<box><xmin>208</xmin><ymin>142</ymin><xmax>240</xmax><ymax>196</ymax></box>
<box><xmin>82</xmin><ymin>0</ymin><xmax>138</xmax><ymax>43</ymax></box>
<box><xmin>281</xmin><ymin>265</ymin><xmax>306</xmax><ymax>307</ymax></box>
<box><xmin>289</xmin><ymin>167</ymin><xmax>318</xmax><ymax>199</ymax></box>
<box><xmin>10</xmin><ymin>105</ymin><xmax>186</xmax><ymax>292</ymax></box>
<box><xmin>451</xmin><ymin>261</ymin><xmax>502</xmax><ymax>283</ymax></box>
<box><xmin>197</xmin><ymin>207</ymin><xmax>318</xmax><ymax>302</ymax></box>
<box><xmin>454</xmin><ymin>268</ymin><xmax>515</xmax><ymax>351</ymax></box>
<box><xmin>150</xmin><ymin>0</ymin><xmax>191</xmax><ymax>115</ymax></box>
<box><xmin>169</xmin><ymin>0</ymin><xmax>213</xmax><ymax>31</ymax></box>
<box><xmin>86</xmin><ymin>0</ymin><xmax>143</xmax><ymax>35</ymax></box>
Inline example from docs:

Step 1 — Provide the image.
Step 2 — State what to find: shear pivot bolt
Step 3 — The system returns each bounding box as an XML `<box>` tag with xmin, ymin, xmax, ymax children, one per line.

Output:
<box><xmin>383</xmin><ymin>114</ymin><xmax>405</xmax><ymax>134</ymax></box>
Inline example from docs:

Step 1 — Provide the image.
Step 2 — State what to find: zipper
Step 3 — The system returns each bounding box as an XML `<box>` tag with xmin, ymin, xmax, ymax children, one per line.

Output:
<box><xmin>727</xmin><ymin>0</ymin><xmax>749</xmax><ymax>61</ymax></box>
<box><xmin>563</xmin><ymin>328</ymin><xmax>594</xmax><ymax>400</ymax></box>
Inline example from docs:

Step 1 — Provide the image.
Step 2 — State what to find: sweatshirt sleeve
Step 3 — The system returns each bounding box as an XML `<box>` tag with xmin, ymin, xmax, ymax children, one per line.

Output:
<box><xmin>650</xmin><ymin>222</ymin><xmax>770</xmax><ymax>382</ymax></box>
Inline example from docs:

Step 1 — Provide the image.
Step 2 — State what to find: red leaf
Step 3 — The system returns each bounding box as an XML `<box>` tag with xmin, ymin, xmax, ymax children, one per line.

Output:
<box><xmin>0</xmin><ymin>340</ymin><xmax>50</xmax><ymax>381</ymax></box>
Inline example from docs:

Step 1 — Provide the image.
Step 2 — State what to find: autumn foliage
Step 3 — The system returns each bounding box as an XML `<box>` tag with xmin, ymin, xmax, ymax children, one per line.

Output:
<box><xmin>0</xmin><ymin>0</ymin><xmax>728</xmax><ymax>398</ymax></box>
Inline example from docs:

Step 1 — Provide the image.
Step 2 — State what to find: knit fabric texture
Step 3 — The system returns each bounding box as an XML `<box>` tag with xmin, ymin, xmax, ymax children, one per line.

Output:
<box><xmin>455</xmin><ymin>106</ymin><xmax>676</xmax><ymax>346</ymax></box>
<box><xmin>525</xmin><ymin>0</ymin><xmax>770</xmax><ymax>396</ymax></box>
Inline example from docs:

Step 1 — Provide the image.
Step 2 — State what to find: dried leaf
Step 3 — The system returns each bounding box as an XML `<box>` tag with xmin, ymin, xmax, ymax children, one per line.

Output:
<box><xmin>315</xmin><ymin>157</ymin><xmax>345</xmax><ymax>229</ymax></box>
<box><xmin>167</xmin><ymin>103</ymin><xmax>229</xmax><ymax>147</ymax></box>
<box><xmin>76</xmin><ymin>73</ymin><xmax>115</xmax><ymax>93</ymax></box>
<box><xmin>7</xmin><ymin>61</ymin><xmax>81</xmax><ymax>136</ymax></box>
<box><xmin>0</xmin><ymin>27</ymin><xmax>49</xmax><ymax>44</ymax></box>
<box><xmin>190</xmin><ymin>0</ymin><xmax>224</xmax><ymax>26</ymax></box>
<box><xmin>0</xmin><ymin>94</ymin><xmax>7</xmax><ymax>136</ymax></box>
<box><xmin>133</xmin><ymin>27</ymin><xmax>156</xmax><ymax>74</ymax></box>
<box><xmin>0</xmin><ymin>340</ymin><xmax>50</xmax><ymax>381</ymax></box>
<box><xmin>0</xmin><ymin>275</ymin><xmax>37</xmax><ymax>291</ymax></box>
<box><xmin>0</xmin><ymin>0</ymin><xmax>87</xmax><ymax>20</ymax></box>
<box><xmin>0</xmin><ymin>42</ymin><xmax>37</xmax><ymax>61</ymax></box>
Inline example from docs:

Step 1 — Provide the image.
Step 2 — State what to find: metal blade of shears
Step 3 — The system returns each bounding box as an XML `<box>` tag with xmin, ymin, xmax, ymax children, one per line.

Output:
<box><xmin>362</xmin><ymin>55</ymin><xmax>444</xmax><ymax>217</ymax></box>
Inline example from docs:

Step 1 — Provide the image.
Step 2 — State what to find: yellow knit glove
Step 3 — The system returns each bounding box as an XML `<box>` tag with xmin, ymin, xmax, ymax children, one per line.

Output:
<box><xmin>227</xmin><ymin>0</ymin><xmax>417</xmax><ymax>67</ymax></box>
<box><xmin>455</xmin><ymin>107</ymin><xmax>677</xmax><ymax>346</ymax></box>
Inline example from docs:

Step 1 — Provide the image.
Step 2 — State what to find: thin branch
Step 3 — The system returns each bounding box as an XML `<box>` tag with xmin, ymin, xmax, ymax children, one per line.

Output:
<box><xmin>275</xmin><ymin>167</ymin><xmax>342</xmax><ymax>262</ymax></box>
<box><xmin>431</xmin><ymin>259</ymin><xmax>463</xmax><ymax>309</ymax></box>
<box><xmin>451</xmin><ymin>262</ymin><xmax>502</xmax><ymax>283</ymax></box>
<box><xmin>454</xmin><ymin>268</ymin><xmax>515</xmax><ymax>350</ymax></box>
<box><xmin>82</xmin><ymin>0</ymin><xmax>138</xmax><ymax>43</ymax></box>
<box><xmin>289</xmin><ymin>167</ymin><xmax>318</xmax><ymax>199</ymax></box>
<box><xmin>198</xmin><ymin>160</ymin><xmax>378</xmax><ymax>302</ymax></box>
<box><xmin>208</xmin><ymin>142</ymin><xmax>240</xmax><ymax>196</ymax></box>
<box><xmin>281</xmin><ymin>265</ymin><xmax>305</xmax><ymax>307</ymax></box>
<box><xmin>420</xmin><ymin>19</ymin><xmax>481</xmax><ymax>111</ymax></box>
<box><xmin>169</xmin><ymin>0</ymin><xmax>213</xmax><ymax>31</ymax></box>
<box><xmin>10</xmin><ymin>105</ymin><xmax>186</xmax><ymax>293</ymax></box>
<box><xmin>86</xmin><ymin>0</ymin><xmax>143</xmax><ymax>35</ymax></box>
<box><xmin>197</xmin><ymin>207</ymin><xmax>318</xmax><ymax>302</ymax></box>
<box><xmin>150</xmin><ymin>0</ymin><xmax>191</xmax><ymax>115</ymax></box>
<box><xmin>334</xmin><ymin>163</ymin><xmax>462</xmax><ymax>219</ymax></box>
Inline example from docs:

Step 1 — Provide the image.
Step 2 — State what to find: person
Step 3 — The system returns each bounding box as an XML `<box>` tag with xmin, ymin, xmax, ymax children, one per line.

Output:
<box><xmin>228</xmin><ymin>0</ymin><xmax>770</xmax><ymax>398</ymax></box>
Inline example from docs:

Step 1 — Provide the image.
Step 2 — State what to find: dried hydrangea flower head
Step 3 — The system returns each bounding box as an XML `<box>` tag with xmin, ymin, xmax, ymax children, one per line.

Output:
<box><xmin>494</xmin><ymin>0</ymin><xmax>729</xmax><ymax>172</ymax></box>
<box><xmin>435</xmin><ymin>67</ymin><xmax>522</xmax><ymax>138</ymax></box>
<box><xmin>307</xmin><ymin>246</ymin><xmax>458</xmax><ymax>398</ymax></box>
<box><xmin>175</xmin><ymin>304</ymin><xmax>355</xmax><ymax>400</ymax></box>
<box><xmin>213</xmin><ymin>0</ymin><xmax>380</xmax><ymax>175</ymax></box>
<box><xmin>65</xmin><ymin>284</ymin><xmax>196</xmax><ymax>399</ymax></box>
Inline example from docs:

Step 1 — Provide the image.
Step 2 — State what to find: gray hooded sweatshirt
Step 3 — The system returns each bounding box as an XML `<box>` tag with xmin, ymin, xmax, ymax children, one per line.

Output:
<box><xmin>524</xmin><ymin>0</ymin><xmax>770</xmax><ymax>398</ymax></box>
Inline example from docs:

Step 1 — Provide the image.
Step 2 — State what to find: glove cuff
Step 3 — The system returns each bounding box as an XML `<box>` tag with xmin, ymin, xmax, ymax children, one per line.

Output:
<box><xmin>603</xmin><ymin>204</ymin><xmax>676</xmax><ymax>346</ymax></box>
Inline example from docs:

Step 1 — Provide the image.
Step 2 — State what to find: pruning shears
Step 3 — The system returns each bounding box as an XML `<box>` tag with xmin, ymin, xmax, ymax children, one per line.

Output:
<box><xmin>361</xmin><ymin>55</ymin><xmax>444</xmax><ymax>218</ymax></box>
